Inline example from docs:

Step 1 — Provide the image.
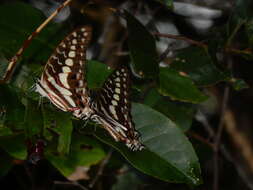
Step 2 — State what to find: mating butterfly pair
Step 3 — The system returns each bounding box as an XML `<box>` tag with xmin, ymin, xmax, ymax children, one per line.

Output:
<box><xmin>35</xmin><ymin>26</ymin><xmax>144</xmax><ymax>151</ymax></box>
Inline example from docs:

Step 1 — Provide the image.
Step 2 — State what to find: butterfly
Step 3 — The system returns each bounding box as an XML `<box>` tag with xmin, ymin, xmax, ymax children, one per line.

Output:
<box><xmin>35</xmin><ymin>26</ymin><xmax>144</xmax><ymax>151</ymax></box>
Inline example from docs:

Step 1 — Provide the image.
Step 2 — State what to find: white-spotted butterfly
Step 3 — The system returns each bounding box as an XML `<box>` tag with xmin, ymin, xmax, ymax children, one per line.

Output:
<box><xmin>35</xmin><ymin>26</ymin><xmax>144</xmax><ymax>151</ymax></box>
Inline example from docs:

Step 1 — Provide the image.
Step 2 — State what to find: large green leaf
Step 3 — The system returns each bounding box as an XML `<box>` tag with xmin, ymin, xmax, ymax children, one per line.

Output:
<box><xmin>126</xmin><ymin>11</ymin><xmax>159</xmax><ymax>78</ymax></box>
<box><xmin>0</xmin><ymin>134</ymin><xmax>27</xmax><ymax>160</ymax></box>
<box><xmin>42</xmin><ymin>107</ymin><xmax>73</xmax><ymax>155</ymax></box>
<box><xmin>87</xmin><ymin>60</ymin><xmax>113</xmax><ymax>89</ymax></box>
<box><xmin>0</xmin><ymin>85</ymin><xmax>25</xmax><ymax>131</ymax></box>
<box><xmin>159</xmin><ymin>68</ymin><xmax>208</xmax><ymax>103</ymax></box>
<box><xmin>0</xmin><ymin>2</ymin><xmax>66</xmax><ymax>62</ymax></box>
<box><xmin>94</xmin><ymin>103</ymin><xmax>201</xmax><ymax>186</ymax></box>
<box><xmin>144</xmin><ymin>88</ymin><xmax>195</xmax><ymax>131</ymax></box>
<box><xmin>24</xmin><ymin>99</ymin><xmax>43</xmax><ymax>138</ymax></box>
<box><xmin>46</xmin><ymin>134</ymin><xmax>106</xmax><ymax>177</ymax></box>
<box><xmin>171</xmin><ymin>47</ymin><xmax>229</xmax><ymax>86</ymax></box>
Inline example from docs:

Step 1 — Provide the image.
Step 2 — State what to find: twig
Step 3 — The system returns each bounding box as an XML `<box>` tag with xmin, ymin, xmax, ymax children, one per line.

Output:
<box><xmin>213</xmin><ymin>55</ymin><xmax>232</xmax><ymax>190</ymax></box>
<box><xmin>213</xmin><ymin>85</ymin><xmax>230</xmax><ymax>190</ymax></box>
<box><xmin>188</xmin><ymin>131</ymin><xmax>215</xmax><ymax>149</ymax></box>
<box><xmin>196</xmin><ymin>111</ymin><xmax>253</xmax><ymax>190</ymax></box>
<box><xmin>158</xmin><ymin>43</ymin><xmax>174</xmax><ymax>63</ymax></box>
<box><xmin>54</xmin><ymin>181</ymin><xmax>89</xmax><ymax>190</ymax></box>
<box><xmin>153</xmin><ymin>32</ymin><xmax>253</xmax><ymax>57</ymax></box>
<box><xmin>88</xmin><ymin>149</ymin><xmax>113</xmax><ymax>188</ymax></box>
<box><xmin>0</xmin><ymin>0</ymin><xmax>73</xmax><ymax>84</ymax></box>
<box><xmin>195</xmin><ymin>111</ymin><xmax>215</xmax><ymax>138</ymax></box>
<box><xmin>224</xmin><ymin>110</ymin><xmax>253</xmax><ymax>171</ymax></box>
<box><xmin>152</xmin><ymin>32</ymin><xmax>207</xmax><ymax>48</ymax></box>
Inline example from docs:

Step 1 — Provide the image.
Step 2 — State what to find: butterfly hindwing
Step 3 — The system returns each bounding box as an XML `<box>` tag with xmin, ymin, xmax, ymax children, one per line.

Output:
<box><xmin>93</xmin><ymin>66</ymin><xmax>144</xmax><ymax>150</ymax></box>
<box><xmin>36</xmin><ymin>26</ymin><xmax>92</xmax><ymax>117</ymax></box>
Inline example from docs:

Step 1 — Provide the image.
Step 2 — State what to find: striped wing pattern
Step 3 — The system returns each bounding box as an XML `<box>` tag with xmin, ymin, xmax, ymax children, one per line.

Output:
<box><xmin>36</xmin><ymin>26</ymin><xmax>93</xmax><ymax>119</ymax></box>
<box><xmin>36</xmin><ymin>26</ymin><xmax>144</xmax><ymax>151</ymax></box>
<box><xmin>92</xmin><ymin>67</ymin><xmax>144</xmax><ymax>151</ymax></box>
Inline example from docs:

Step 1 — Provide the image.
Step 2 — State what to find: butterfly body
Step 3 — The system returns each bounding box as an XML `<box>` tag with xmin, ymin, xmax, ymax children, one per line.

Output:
<box><xmin>35</xmin><ymin>26</ymin><xmax>144</xmax><ymax>151</ymax></box>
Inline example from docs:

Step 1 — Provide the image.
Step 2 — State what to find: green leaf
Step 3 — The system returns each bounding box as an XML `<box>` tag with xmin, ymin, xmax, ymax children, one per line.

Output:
<box><xmin>144</xmin><ymin>88</ymin><xmax>195</xmax><ymax>131</ymax></box>
<box><xmin>24</xmin><ymin>99</ymin><xmax>43</xmax><ymax>138</ymax></box>
<box><xmin>0</xmin><ymin>134</ymin><xmax>27</xmax><ymax>160</ymax></box>
<box><xmin>0</xmin><ymin>124</ymin><xmax>13</xmax><ymax>137</ymax></box>
<box><xmin>87</xmin><ymin>60</ymin><xmax>113</xmax><ymax>89</ymax></box>
<box><xmin>227</xmin><ymin>0</ymin><xmax>253</xmax><ymax>47</ymax></box>
<box><xmin>171</xmin><ymin>47</ymin><xmax>229</xmax><ymax>86</ymax></box>
<box><xmin>0</xmin><ymin>85</ymin><xmax>25</xmax><ymax>131</ymax></box>
<box><xmin>0</xmin><ymin>2</ymin><xmax>66</xmax><ymax>62</ymax></box>
<box><xmin>42</xmin><ymin>108</ymin><xmax>73</xmax><ymax>155</ymax></box>
<box><xmin>125</xmin><ymin>11</ymin><xmax>159</xmax><ymax>78</ymax></box>
<box><xmin>233</xmin><ymin>0</ymin><xmax>253</xmax><ymax>21</ymax></box>
<box><xmin>94</xmin><ymin>103</ymin><xmax>202</xmax><ymax>186</ymax></box>
<box><xmin>159</xmin><ymin>68</ymin><xmax>208</xmax><ymax>103</ymax></box>
<box><xmin>155</xmin><ymin>0</ymin><xmax>174</xmax><ymax>9</ymax></box>
<box><xmin>46</xmin><ymin>134</ymin><xmax>106</xmax><ymax>177</ymax></box>
<box><xmin>229</xmin><ymin>78</ymin><xmax>249</xmax><ymax>91</ymax></box>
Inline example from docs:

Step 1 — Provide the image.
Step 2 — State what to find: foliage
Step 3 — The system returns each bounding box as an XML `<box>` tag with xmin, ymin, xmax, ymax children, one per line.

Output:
<box><xmin>0</xmin><ymin>1</ymin><xmax>252</xmax><ymax>190</ymax></box>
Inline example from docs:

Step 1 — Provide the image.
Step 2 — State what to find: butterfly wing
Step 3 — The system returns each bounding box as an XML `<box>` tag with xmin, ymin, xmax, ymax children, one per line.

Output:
<box><xmin>36</xmin><ymin>26</ymin><xmax>92</xmax><ymax>119</ymax></box>
<box><xmin>92</xmin><ymin>66</ymin><xmax>144</xmax><ymax>151</ymax></box>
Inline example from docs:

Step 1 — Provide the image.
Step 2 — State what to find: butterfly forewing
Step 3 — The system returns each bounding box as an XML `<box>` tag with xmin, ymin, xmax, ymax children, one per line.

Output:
<box><xmin>36</xmin><ymin>26</ymin><xmax>92</xmax><ymax>117</ymax></box>
<box><xmin>93</xmin><ymin>67</ymin><xmax>144</xmax><ymax>151</ymax></box>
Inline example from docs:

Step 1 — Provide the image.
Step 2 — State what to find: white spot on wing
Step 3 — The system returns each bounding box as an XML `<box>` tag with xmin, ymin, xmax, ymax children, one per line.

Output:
<box><xmin>115</xmin><ymin>88</ymin><xmax>120</xmax><ymax>94</ymax></box>
<box><xmin>112</xmin><ymin>100</ymin><xmax>118</xmax><ymax>106</ymax></box>
<box><xmin>65</xmin><ymin>58</ymin><xmax>73</xmax><ymax>66</ymax></box>
<box><xmin>47</xmin><ymin>76</ymin><xmax>72</xmax><ymax>96</ymax></box>
<box><xmin>79</xmin><ymin>80</ymin><xmax>83</xmax><ymax>87</ymax></box>
<box><xmin>113</xmin><ymin>94</ymin><xmax>120</xmax><ymax>100</ymax></box>
<box><xmin>72</xmin><ymin>39</ymin><xmax>77</xmax><ymax>44</ymax></box>
<box><xmin>70</xmin><ymin>45</ymin><xmax>76</xmax><ymax>50</ymax></box>
<box><xmin>69</xmin><ymin>51</ymin><xmax>76</xmax><ymax>58</ymax></box>
<box><xmin>109</xmin><ymin>105</ymin><xmax>118</xmax><ymax>120</ymax></box>
<box><xmin>62</xmin><ymin>66</ymin><xmax>71</xmax><ymax>73</ymax></box>
<box><xmin>115</xmin><ymin>77</ymin><xmax>120</xmax><ymax>82</ymax></box>
<box><xmin>59</xmin><ymin>73</ymin><xmax>70</xmax><ymax>88</ymax></box>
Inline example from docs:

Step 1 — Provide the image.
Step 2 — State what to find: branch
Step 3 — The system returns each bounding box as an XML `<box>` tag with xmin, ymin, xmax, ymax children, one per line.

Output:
<box><xmin>213</xmin><ymin>85</ymin><xmax>230</xmax><ymax>190</ymax></box>
<box><xmin>153</xmin><ymin>32</ymin><xmax>253</xmax><ymax>57</ymax></box>
<box><xmin>0</xmin><ymin>0</ymin><xmax>73</xmax><ymax>84</ymax></box>
<box><xmin>88</xmin><ymin>149</ymin><xmax>113</xmax><ymax>188</ymax></box>
<box><xmin>196</xmin><ymin>110</ymin><xmax>253</xmax><ymax>190</ymax></box>
<box><xmin>152</xmin><ymin>32</ymin><xmax>207</xmax><ymax>48</ymax></box>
